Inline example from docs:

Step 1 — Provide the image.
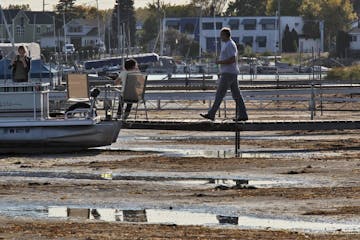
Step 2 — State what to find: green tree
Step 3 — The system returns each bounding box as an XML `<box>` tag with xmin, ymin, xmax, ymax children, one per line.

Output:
<box><xmin>139</xmin><ymin>12</ymin><xmax>159</xmax><ymax>52</ymax></box>
<box><xmin>336</xmin><ymin>30</ymin><xmax>350</xmax><ymax>58</ymax></box>
<box><xmin>290</xmin><ymin>28</ymin><xmax>299</xmax><ymax>52</ymax></box>
<box><xmin>300</xmin><ymin>0</ymin><xmax>356</xmax><ymax>50</ymax></box>
<box><xmin>282</xmin><ymin>25</ymin><xmax>291</xmax><ymax>52</ymax></box>
<box><xmin>138</xmin><ymin>3</ymin><xmax>199</xmax><ymax>52</ymax></box>
<box><xmin>56</xmin><ymin>0</ymin><xmax>76</xmax><ymax>20</ymax></box>
<box><xmin>177</xmin><ymin>33</ymin><xmax>199</xmax><ymax>58</ymax></box>
<box><xmin>243</xmin><ymin>45</ymin><xmax>255</xmax><ymax>57</ymax></box>
<box><xmin>136</xmin><ymin>7</ymin><xmax>152</xmax><ymax>23</ymax></box>
<box><xmin>55</xmin><ymin>0</ymin><xmax>77</xmax><ymax>32</ymax></box>
<box><xmin>226</xmin><ymin>0</ymin><xmax>267</xmax><ymax>16</ymax></box>
<box><xmin>165</xmin><ymin>28</ymin><xmax>182</xmax><ymax>55</ymax></box>
<box><xmin>351</xmin><ymin>0</ymin><xmax>360</xmax><ymax>17</ymax></box>
<box><xmin>111</xmin><ymin>0</ymin><xmax>136</xmax><ymax>48</ymax></box>
<box><xmin>191</xmin><ymin>0</ymin><xmax>228</xmax><ymax>16</ymax></box>
<box><xmin>6</xmin><ymin>4</ymin><xmax>31</xmax><ymax>10</ymax></box>
<box><xmin>266</xmin><ymin>0</ymin><xmax>302</xmax><ymax>16</ymax></box>
<box><xmin>282</xmin><ymin>24</ymin><xmax>299</xmax><ymax>52</ymax></box>
<box><xmin>302</xmin><ymin>21</ymin><xmax>321</xmax><ymax>39</ymax></box>
<box><xmin>164</xmin><ymin>4</ymin><xmax>198</xmax><ymax>17</ymax></box>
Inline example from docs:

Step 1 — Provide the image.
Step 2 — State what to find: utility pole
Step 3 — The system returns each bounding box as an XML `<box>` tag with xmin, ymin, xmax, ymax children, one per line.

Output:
<box><xmin>116</xmin><ymin>1</ymin><xmax>124</xmax><ymax>68</ymax></box>
<box><xmin>160</xmin><ymin>11</ymin><xmax>165</xmax><ymax>56</ymax></box>
<box><xmin>199</xmin><ymin>6</ymin><xmax>202</xmax><ymax>58</ymax></box>
<box><xmin>63</xmin><ymin>11</ymin><xmax>67</xmax><ymax>62</ymax></box>
<box><xmin>42</xmin><ymin>0</ymin><xmax>49</xmax><ymax>12</ymax></box>
<box><xmin>1</xmin><ymin>5</ymin><xmax>14</xmax><ymax>47</ymax></box>
<box><xmin>212</xmin><ymin>0</ymin><xmax>217</xmax><ymax>57</ymax></box>
<box><xmin>277</xmin><ymin>0</ymin><xmax>281</xmax><ymax>54</ymax></box>
<box><xmin>157</xmin><ymin>0</ymin><xmax>163</xmax><ymax>55</ymax></box>
<box><xmin>53</xmin><ymin>15</ymin><xmax>56</xmax><ymax>53</ymax></box>
<box><xmin>96</xmin><ymin>0</ymin><xmax>101</xmax><ymax>46</ymax></box>
<box><xmin>117</xmin><ymin>1</ymin><xmax>121</xmax><ymax>55</ymax></box>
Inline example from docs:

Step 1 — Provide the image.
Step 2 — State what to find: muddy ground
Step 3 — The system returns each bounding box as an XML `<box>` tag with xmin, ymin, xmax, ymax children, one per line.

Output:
<box><xmin>1</xmin><ymin>97</ymin><xmax>360</xmax><ymax>239</ymax></box>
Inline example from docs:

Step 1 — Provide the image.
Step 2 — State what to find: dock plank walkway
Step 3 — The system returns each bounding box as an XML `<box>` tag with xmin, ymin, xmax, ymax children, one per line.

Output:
<box><xmin>122</xmin><ymin>120</ymin><xmax>360</xmax><ymax>132</ymax></box>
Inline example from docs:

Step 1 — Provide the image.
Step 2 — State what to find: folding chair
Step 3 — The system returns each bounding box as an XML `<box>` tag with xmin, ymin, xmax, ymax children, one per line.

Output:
<box><xmin>65</xmin><ymin>73</ymin><xmax>95</xmax><ymax>119</ymax></box>
<box><xmin>121</xmin><ymin>72</ymin><xmax>148</xmax><ymax>120</ymax></box>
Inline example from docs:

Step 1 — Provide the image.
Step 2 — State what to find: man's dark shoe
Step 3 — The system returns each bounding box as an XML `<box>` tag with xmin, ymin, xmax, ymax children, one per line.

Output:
<box><xmin>233</xmin><ymin>116</ymin><xmax>248</xmax><ymax>122</ymax></box>
<box><xmin>200</xmin><ymin>113</ymin><xmax>215</xmax><ymax>121</ymax></box>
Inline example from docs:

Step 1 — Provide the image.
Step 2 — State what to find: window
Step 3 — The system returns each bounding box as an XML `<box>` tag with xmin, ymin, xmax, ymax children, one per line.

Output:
<box><xmin>184</xmin><ymin>23</ymin><xmax>195</xmax><ymax>34</ymax></box>
<box><xmin>206</xmin><ymin>37</ymin><xmax>221</xmax><ymax>52</ymax></box>
<box><xmin>36</xmin><ymin>26</ymin><xmax>41</xmax><ymax>33</ymax></box>
<box><xmin>166</xmin><ymin>20</ymin><xmax>179</xmax><ymax>30</ymax></box>
<box><xmin>260</xmin><ymin>19</ymin><xmax>276</xmax><ymax>30</ymax></box>
<box><xmin>242</xmin><ymin>36</ymin><xmax>253</xmax><ymax>47</ymax></box>
<box><xmin>228</xmin><ymin>19</ymin><xmax>239</xmax><ymax>30</ymax></box>
<box><xmin>262</xmin><ymin>23</ymin><xmax>275</xmax><ymax>30</ymax></box>
<box><xmin>46</xmin><ymin>27</ymin><xmax>51</xmax><ymax>33</ymax></box>
<box><xmin>20</xmin><ymin>17</ymin><xmax>24</xmax><ymax>27</ymax></box>
<box><xmin>69</xmin><ymin>26</ymin><xmax>82</xmax><ymax>32</ymax></box>
<box><xmin>203</xmin><ymin>22</ymin><xmax>222</xmax><ymax>30</ymax></box>
<box><xmin>242</xmin><ymin>19</ymin><xmax>256</xmax><ymax>30</ymax></box>
<box><xmin>244</xmin><ymin>24</ymin><xmax>256</xmax><ymax>30</ymax></box>
<box><xmin>352</xmin><ymin>36</ymin><xmax>357</xmax><ymax>42</ymax></box>
<box><xmin>16</xmin><ymin>25</ymin><xmax>24</xmax><ymax>36</ymax></box>
<box><xmin>203</xmin><ymin>22</ymin><xmax>214</xmax><ymax>30</ymax></box>
<box><xmin>256</xmin><ymin>36</ymin><xmax>267</xmax><ymax>48</ymax></box>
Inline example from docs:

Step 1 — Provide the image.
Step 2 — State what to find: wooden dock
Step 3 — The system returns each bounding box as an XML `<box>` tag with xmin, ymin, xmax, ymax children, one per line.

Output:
<box><xmin>122</xmin><ymin>119</ymin><xmax>360</xmax><ymax>132</ymax></box>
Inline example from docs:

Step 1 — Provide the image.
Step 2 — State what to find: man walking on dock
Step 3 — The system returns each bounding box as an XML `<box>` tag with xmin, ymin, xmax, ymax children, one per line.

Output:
<box><xmin>200</xmin><ymin>27</ymin><xmax>248</xmax><ymax>121</ymax></box>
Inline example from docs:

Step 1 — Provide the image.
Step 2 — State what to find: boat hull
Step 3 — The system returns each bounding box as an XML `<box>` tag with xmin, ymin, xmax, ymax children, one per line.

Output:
<box><xmin>0</xmin><ymin>120</ymin><xmax>122</xmax><ymax>153</ymax></box>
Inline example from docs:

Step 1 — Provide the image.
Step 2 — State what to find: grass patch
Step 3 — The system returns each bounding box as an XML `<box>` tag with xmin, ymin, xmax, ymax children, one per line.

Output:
<box><xmin>326</xmin><ymin>65</ymin><xmax>360</xmax><ymax>80</ymax></box>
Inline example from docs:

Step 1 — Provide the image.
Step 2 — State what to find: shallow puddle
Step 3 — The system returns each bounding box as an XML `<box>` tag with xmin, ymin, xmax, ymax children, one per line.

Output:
<box><xmin>98</xmin><ymin>147</ymin><xmax>274</xmax><ymax>158</ymax></box>
<box><xmin>0</xmin><ymin>170</ymin><xmax>248</xmax><ymax>185</ymax></box>
<box><xmin>98</xmin><ymin>145</ymin><xmax>346</xmax><ymax>159</ymax></box>
<box><xmin>1</xmin><ymin>205</ymin><xmax>359</xmax><ymax>233</ymax></box>
<box><xmin>0</xmin><ymin>170</ymin><xmax>306</xmax><ymax>188</ymax></box>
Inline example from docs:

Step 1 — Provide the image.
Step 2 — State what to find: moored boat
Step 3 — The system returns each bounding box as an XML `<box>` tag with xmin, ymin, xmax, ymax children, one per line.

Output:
<box><xmin>0</xmin><ymin>82</ymin><xmax>121</xmax><ymax>153</ymax></box>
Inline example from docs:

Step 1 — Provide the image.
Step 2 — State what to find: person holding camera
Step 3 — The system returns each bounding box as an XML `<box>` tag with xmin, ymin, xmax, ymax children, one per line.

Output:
<box><xmin>11</xmin><ymin>46</ymin><xmax>31</xmax><ymax>82</ymax></box>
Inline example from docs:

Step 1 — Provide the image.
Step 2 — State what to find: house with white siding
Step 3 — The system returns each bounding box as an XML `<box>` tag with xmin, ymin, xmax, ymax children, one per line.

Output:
<box><xmin>40</xmin><ymin>18</ymin><xmax>101</xmax><ymax>50</ymax></box>
<box><xmin>163</xmin><ymin>16</ymin><xmax>324</xmax><ymax>54</ymax></box>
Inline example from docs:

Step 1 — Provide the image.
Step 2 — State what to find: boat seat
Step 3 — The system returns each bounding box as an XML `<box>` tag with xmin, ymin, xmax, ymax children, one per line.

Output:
<box><xmin>66</xmin><ymin>73</ymin><xmax>89</xmax><ymax>101</ymax></box>
<box><xmin>120</xmin><ymin>72</ymin><xmax>148</xmax><ymax>120</ymax></box>
<box><xmin>66</xmin><ymin>73</ymin><xmax>94</xmax><ymax>119</ymax></box>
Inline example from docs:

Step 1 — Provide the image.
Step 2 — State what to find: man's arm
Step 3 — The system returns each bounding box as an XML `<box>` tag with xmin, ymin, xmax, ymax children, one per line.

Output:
<box><xmin>216</xmin><ymin>56</ymin><xmax>236</xmax><ymax>65</ymax></box>
<box><xmin>114</xmin><ymin>71</ymin><xmax>127</xmax><ymax>85</ymax></box>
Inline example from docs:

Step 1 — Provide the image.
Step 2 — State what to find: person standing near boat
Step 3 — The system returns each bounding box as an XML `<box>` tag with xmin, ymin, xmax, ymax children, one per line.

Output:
<box><xmin>200</xmin><ymin>27</ymin><xmax>248</xmax><ymax>121</ymax></box>
<box><xmin>11</xmin><ymin>46</ymin><xmax>31</xmax><ymax>83</ymax></box>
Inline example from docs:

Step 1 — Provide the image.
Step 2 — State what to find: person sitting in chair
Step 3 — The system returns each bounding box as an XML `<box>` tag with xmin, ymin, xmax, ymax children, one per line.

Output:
<box><xmin>115</xmin><ymin>58</ymin><xmax>140</xmax><ymax>119</ymax></box>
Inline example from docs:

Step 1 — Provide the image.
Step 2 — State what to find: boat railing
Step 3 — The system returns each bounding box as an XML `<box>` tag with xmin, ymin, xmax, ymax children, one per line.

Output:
<box><xmin>0</xmin><ymin>82</ymin><xmax>50</xmax><ymax>120</ymax></box>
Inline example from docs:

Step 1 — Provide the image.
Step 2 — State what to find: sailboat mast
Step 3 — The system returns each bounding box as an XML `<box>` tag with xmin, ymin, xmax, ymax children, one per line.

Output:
<box><xmin>0</xmin><ymin>5</ymin><xmax>15</xmax><ymax>49</ymax></box>
<box><xmin>116</xmin><ymin>1</ymin><xmax>124</xmax><ymax>68</ymax></box>
<box><xmin>96</xmin><ymin>0</ymin><xmax>101</xmax><ymax>47</ymax></box>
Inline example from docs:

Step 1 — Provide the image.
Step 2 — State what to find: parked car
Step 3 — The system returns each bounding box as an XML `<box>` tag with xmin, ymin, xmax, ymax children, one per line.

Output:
<box><xmin>96</xmin><ymin>42</ymin><xmax>106</xmax><ymax>53</ymax></box>
<box><xmin>62</xmin><ymin>43</ymin><xmax>75</xmax><ymax>54</ymax></box>
<box><xmin>295</xmin><ymin>65</ymin><xmax>330</xmax><ymax>73</ymax></box>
